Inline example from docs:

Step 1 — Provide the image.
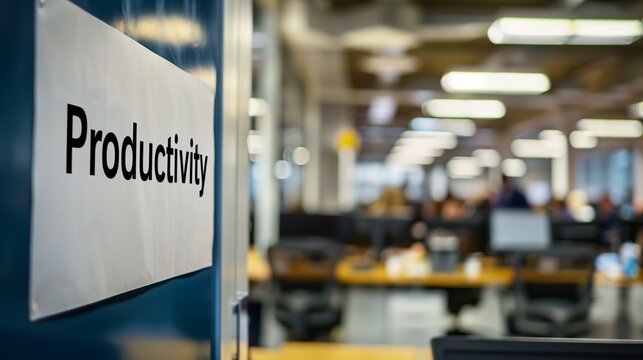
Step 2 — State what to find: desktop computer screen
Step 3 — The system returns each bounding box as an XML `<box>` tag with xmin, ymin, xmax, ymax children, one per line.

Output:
<box><xmin>432</xmin><ymin>336</ymin><xmax>643</xmax><ymax>360</ymax></box>
<box><xmin>279</xmin><ymin>213</ymin><xmax>340</xmax><ymax>239</ymax></box>
<box><xmin>490</xmin><ymin>210</ymin><xmax>551</xmax><ymax>252</ymax></box>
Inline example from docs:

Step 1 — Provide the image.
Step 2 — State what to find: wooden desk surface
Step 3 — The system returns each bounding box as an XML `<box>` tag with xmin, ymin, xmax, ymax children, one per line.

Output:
<box><xmin>248</xmin><ymin>247</ymin><xmax>271</xmax><ymax>283</ymax></box>
<box><xmin>251</xmin><ymin>342</ymin><xmax>431</xmax><ymax>360</ymax></box>
<box><xmin>336</xmin><ymin>257</ymin><xmax>513</xmax><ymax>287</ymax></box>
<box><xmin>249</xmin><ymin>250</ymin><xmax>643</xmax><ymax>287</ymax></box>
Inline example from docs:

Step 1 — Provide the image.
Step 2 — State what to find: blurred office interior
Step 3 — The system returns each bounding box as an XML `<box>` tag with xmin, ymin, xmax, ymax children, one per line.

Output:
<box><xmin>247</xmin><ymin>0</ymin><xmax>643</xmax><ymax>358</ymax></box>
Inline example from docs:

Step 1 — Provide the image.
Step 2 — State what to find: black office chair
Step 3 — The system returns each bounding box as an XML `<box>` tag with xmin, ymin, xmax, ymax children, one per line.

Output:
<box><xmin>510</xmin><ymin>244</ymin><xmax>596</xmax><ymax>337</ymax></box>
<box><xmin>425</xmin><ymin>219</ymin><xmax>486</xmax><ymax>335</ymax></box>
<box><xmin>267</xmin><ymin>237</ymin><xmax>343</xmax><ymax>341</ymax></box>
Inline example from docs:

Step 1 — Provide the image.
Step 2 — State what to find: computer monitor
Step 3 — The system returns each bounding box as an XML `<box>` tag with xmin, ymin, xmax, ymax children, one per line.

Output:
<box><xmin>432</xmin><ymin>336</ymin><xmax>643</xmax><ymax>360</ymax></box>
<box><xmin>349</xmin><ymin>215</ymin><xmax>412</xmax><ymax>260</ymax></box>
<box><xmin>279</xmin><ymin>213</ymin><xmax>340</xmax><ymax>239</ymax></box>
<box><xmin>490</xmin><ymin>210</ymin><xmax>551</xmax><ymax>252</ymax></box>
<box><xmin>426</xmin><ymin>211</ymin><xmax>489</xmax><ymax>253</ymax></box>
<box><xmin>551</xmin><ymin>220</ymin><xmax>600</xmax><ymax>245</ymax></box>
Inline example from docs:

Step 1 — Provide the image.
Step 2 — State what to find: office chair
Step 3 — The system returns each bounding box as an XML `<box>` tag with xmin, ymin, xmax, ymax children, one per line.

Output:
<box><xmin>425</xmin><ymin>217</ymin><xmax>487</xmax><ymax>334</ymax></box>
<box><xmin>268</xmin><ymin>237</ymin><xmax>343</xmax><ymax>341</ymax></box>
<box><xmin>510</xmin><ymin>244</ymin><xmax>596</xmax><ymax>337</ymax></box>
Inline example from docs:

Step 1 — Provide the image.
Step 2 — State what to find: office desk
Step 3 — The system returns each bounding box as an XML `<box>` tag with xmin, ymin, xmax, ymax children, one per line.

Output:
<box><xmin>336</xmin><ymin>257</ymin><xmax>512</xmax><ymax>288</ymax></box>
<box><xmin>248</xmin><ymin>247</ymin><xmax>271</xmax><ymax>283</ymax></box>
<box><xmin>594</xmin><ymin>272</ymin><xmax>643</xmax><ymax>339</ymax></box>
<box><xmin>249</xmin><ymin>250</ymin><xmax>643</xmax><ymax>342</ymax></box>
<box><xmin>250</xmin><ymin>250</ymin><xmax>513</xmax><ymax>287</ymax></box>
<box><xmin>250</xmin><ymin>342</ymin><xmax>431</xmax><ymax>360</ymax></box>
<box><xmin>251</xmin><ymin>250</ymin><xmax>643</xmax><ymax>286</ymax></box>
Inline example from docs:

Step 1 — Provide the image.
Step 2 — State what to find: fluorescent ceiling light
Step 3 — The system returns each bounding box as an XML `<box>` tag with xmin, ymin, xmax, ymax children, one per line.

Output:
<box><xmin>398</xmin><ymin>131</ymin><xmax>458</xmax><ymax>149</ymax></box>
<box><xmin>577</xmin><ymin>118</ymin><xmax>643</xmax><ymax>138</ymax></box>
<box><xmin>114</xmin><ymin>16</ymin><xmax>204</xmax><ymax>46</ymax></box>
<box><xmin>512</xmin><ymin>130</ymin><xmax>567</xmax><ymax>158</ymax></box>
<box><xmin>511</xmin><ymin>139</ymin><xmax>564</xmax><ymax>158</ymax></box>
<box><xmin>423</xmin><ymin>99</ymin><xmax>506</xmax><ymax>119</ymax></box>
<box><xmin>386</xmin><ymin>154</ymin><xmax>434</xmax><ymax>166</ymax></box>
<box><xmin>539</xmin><ymin>129</ymin><xmax>565</xmax><ymax>140</ymax></box>
<box><xmin>395</xmin><ymin>137</ymin><xmax>456</xmax><ymax>150</ymax></box>
<box><xmin>390</xmin><ymin>145</ymin><xmax>444</xmax><ymax>158</ymax></box>
<box><xmin>368</xmin><ymin>95</ymin><xmax>397</xmax><ymax>125</ymax></box>
<box><xmin>447</xmin><ymin>156</ymin><xmax>482</xmax><ymax>179</ymax></box>
<box><xmin>569</xmin><ymin>130</ymin><xmax>597</xmax><ymax>149</ymax></box>
<box><xmin>488</xmin><ymin>17</ymin><xmax>572</xmax><ymax>45</ymax></box>
<box><xmin>572</xmin><ymin>20</ymin><xmax>643</xmax><ymax>45</ymax></box>
<box><xmin>409</xmin><ymin>117</ymin><xmax>477</xmax><ymax>137</ymax></box>
<box><xmin>488</xmin><ymin>17</ymin><xmax>643</xmax><ymax>45</ymax></box>
<box><xmin>502</xmin><ymin>158</ymin><xmax>527</xmax><ymax>178</ymax></box>
<box><xmin>629</xmin><ymin>101</ymin><xmax>643</xmax><ymax>118</ymax></box>
<box><xmin>441</xmin><ymin>71</ymin><xmax>550</xmax><ymax>95</ymax></box>
<box><xmin>472</xmin><ymin>149</ymin><xmax>500</xmax><ymax>168</ymax></box>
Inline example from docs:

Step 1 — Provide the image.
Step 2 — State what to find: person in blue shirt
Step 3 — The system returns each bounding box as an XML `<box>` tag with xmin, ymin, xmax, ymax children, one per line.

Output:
<box><xmin>495</xmin><ymin>175</ymin><xmax>530</xmax><ymax>209</ymax></box>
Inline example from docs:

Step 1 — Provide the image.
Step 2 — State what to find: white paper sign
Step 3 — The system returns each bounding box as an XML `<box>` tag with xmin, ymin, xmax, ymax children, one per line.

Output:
<box><xmin>31</xmin><ymin>0</ymin><xmax>215</xmax><ymax>320</ymax></box>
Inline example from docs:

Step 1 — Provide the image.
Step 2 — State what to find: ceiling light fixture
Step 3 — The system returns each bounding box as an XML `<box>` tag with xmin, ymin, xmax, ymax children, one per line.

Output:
<box><xmin>488</xmin><ymin>17</ymin><xmax>572</xmax><ymax>45</ymax></box>
<box><xmin>398</xmin><ymin>130</ymin><xmax>458</xmax><ymax>149</ymax></box>
<box><xmin>423</xmin><ymin>99</ymin><xmax>506</xmax><ymax>119</ymax></box>
<box><xmin>441</xmin><ymin>71</ymin><xmax>550</xmax><ymax>95</ymax></box>
<box><xmin>629</xmin><ymin>101</ymin><xmax>643</xmax><ymax>118</ymax></box>
<box><xmin>511</xmin><ymin>138</ymin><xmax>564</xmax><ymax>158</ymax></box>
<box><xmin>572</xmin><ymin>19</ymin><xmax>643</xmax><ymax>45</ymax></box>
<box><xmin>409</xmin><ymin>117</ymin><xmax>477</xmax><ymax>137</ymax></box>
<box><xmin>577</xmin><ymin>118</ymin><xmax>643</xmax><ymax>138</ymax></box>
<box><xmin>386</xmin><ymin>154</ymin><xmax>434</xmax><ymax>166</ymax></box>
<box><xmin>501</xmin><ymin>158</ymin><xmax>527</xmax><ymax>178</ymax></box>
<box><xmin>447</xmin><ymin>156</ymin><xmax>482</xmax><ymax>179</ymax></box>
<box><xmin>472</xmin><ymin>149</ymin><xmax>501</xmax><ymax>168</ymax></box>
<box><xmin>488</xmin><ymin>17</ymin><xmax>643</xmax><ymax>45</ymax></box>
<box><xmin>569</xmin><ymin>130</ymin><xmax>597</xmax><ymax>149</ymax></box>
<box><xmin>390</xmin><ymin>145</ymin><xmax>444</xmax><ymax>158</ymax></box>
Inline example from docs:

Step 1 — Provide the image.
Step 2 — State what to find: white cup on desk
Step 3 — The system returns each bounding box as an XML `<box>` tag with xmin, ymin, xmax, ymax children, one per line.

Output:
<box><xmin>464</xmin><ymin>253</ymin><xmax>482</xmax><ymax>278</ymax></box>
<box><xmin>386</xmin><ymin>255</ymin><xmax>403</xmax><ymax>277</ymax></box>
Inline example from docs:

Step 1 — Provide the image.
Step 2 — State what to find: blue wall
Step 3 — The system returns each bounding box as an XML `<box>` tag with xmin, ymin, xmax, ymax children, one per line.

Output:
<box><xmin>0</xmin><ymin>0</ymin><xmax>222</xmax><ymax>358</ymax></box>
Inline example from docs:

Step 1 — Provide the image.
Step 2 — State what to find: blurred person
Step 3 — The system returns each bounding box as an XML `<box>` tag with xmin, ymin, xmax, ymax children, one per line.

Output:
<box><xmin>465</xmin><ymin>190</ymin><xmax>492</xmax><ymax>218</ymax></box>
<box><xmin>441</xmin><ymin>195</ymin><xmax>465</xmax><ymax>220</ymax></box>
<box><xmin>597</xmin><ymin>194</ymin><xmax>618</xmax><ymax>223</ymax></box>
<box><xmin>422</xmin><ymin>197</ymin><xmax>440</xmax><ymax>219</ymax></box>
<box><xmin>494</xmin><ymin>175</ymin><xmax>530</xmax><ymax>209</ymax></box>
<box><xmin>367</xmin><ymin>186</ymin><xmax>410</xmax><ymax>216</ymax></box>
<box><xmin>597</xmin><ymin>193</ymin><xmax>620</xmax><ymax>249</ymax></box>
<box><xmin>549</xmin><ymin>198</ymin><xmax>574</xmax><ymax>221</ymax></box>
